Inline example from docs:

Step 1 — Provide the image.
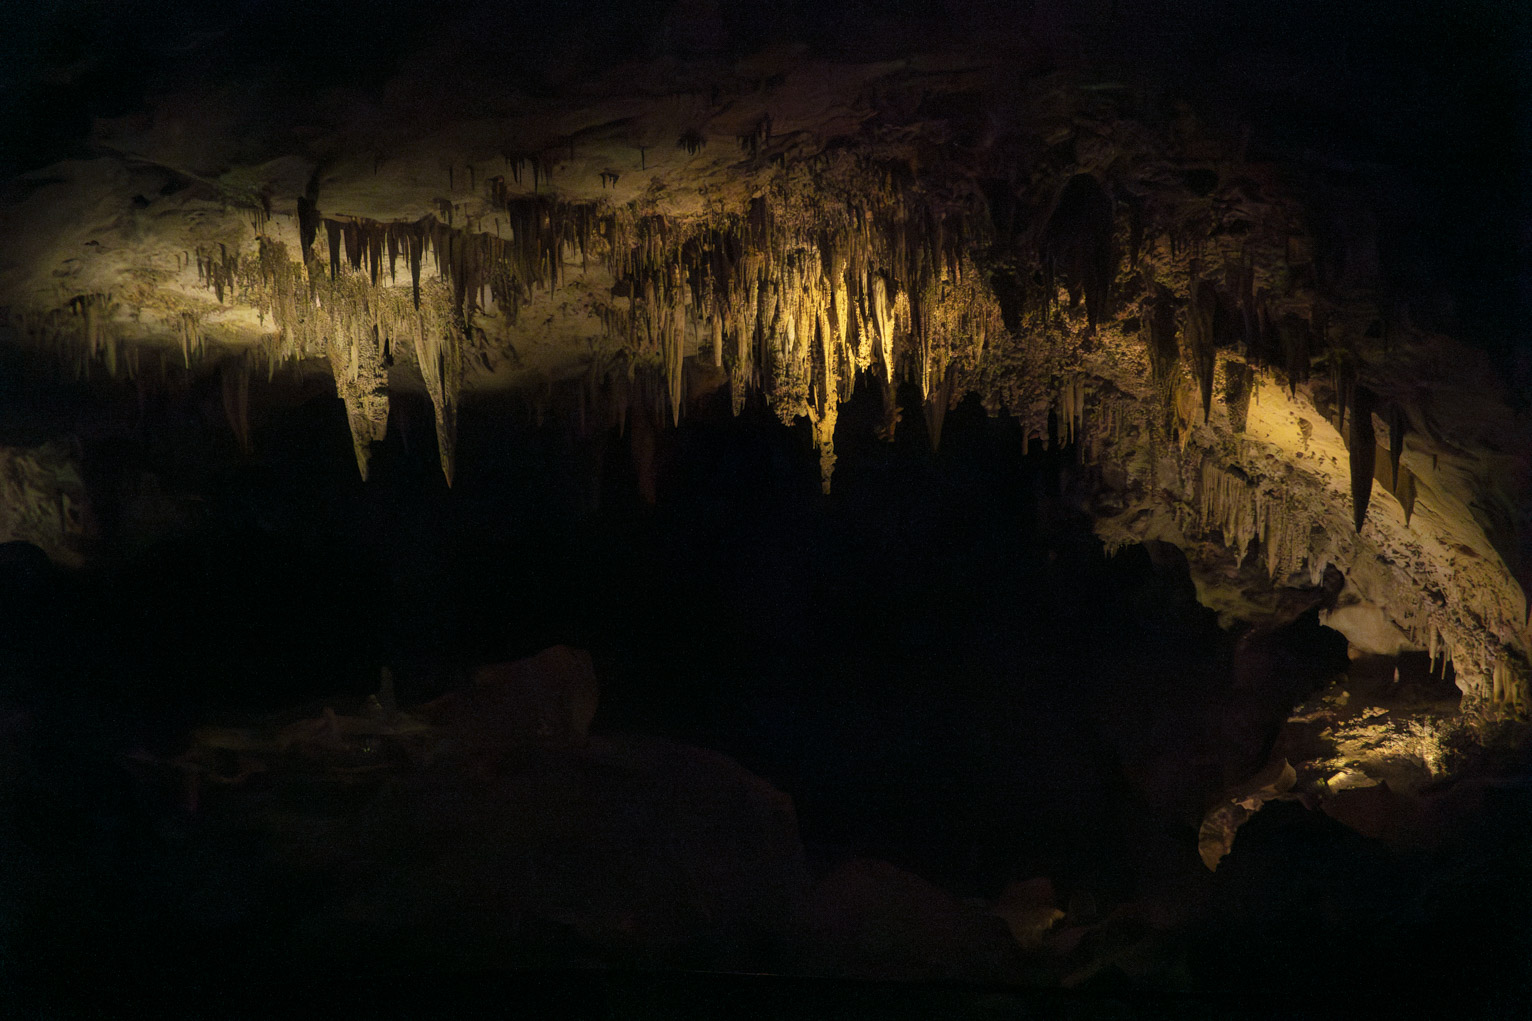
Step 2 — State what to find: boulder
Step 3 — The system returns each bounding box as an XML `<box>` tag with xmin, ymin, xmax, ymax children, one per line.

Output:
<box><xmin>420</xmin><ymin>645</ymin><xmax>599</xmax><ymax>750</ymax></box>
<box><xmin>283</xmin><ymin>732</ymin><xmax>808</xmax><ymax>971</ymax></box>
<box><xmin>990</xmin><ymin>877</ymin><xmax>1066</xmax><ymax>950</ymax></box>
<box><xmin>1322</xmin><ymin>780</ymin><xmax>1421</xmax><ymax>844</ymax></box>
<box><xmin>795</xmin><ymin>858</ymin><xmax>1021</xmax><ymax>982</ymax></box>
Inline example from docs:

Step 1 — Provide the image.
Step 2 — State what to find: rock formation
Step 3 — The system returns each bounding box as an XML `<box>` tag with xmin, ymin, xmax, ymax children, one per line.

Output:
<box><xmin>0</xmin><ymin>11</ymin><xmax>1526</xmax><ymax>714</ymax></box>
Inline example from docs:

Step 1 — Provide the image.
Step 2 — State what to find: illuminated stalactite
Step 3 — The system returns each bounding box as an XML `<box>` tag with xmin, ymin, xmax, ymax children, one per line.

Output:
<box><xmin>1056</xmin><ymin>374</ymin><xmax>1084</xmax><ymax>447</ymax></box>
<box><xmin>412</xmin><ymin>307</ymin><xmax>464</xmax><ymax>486</ymax></box>
<box><xmin>327</xmin><ymin>323</ymin><xmax>390</xmax><ymax>481</ymax></box>
<box><xmin>65</xmin><ymin>293</ymin><xmax>117</xmax><ymax>378</ymax></box>
<box><xmin>178</xmin><ymin>311</ymin><xmax>204</xmax><ymax>369</ymax></box>
<box><xmin>244</xmin><ymin>233</ymin><xmax>464</xmax><ymax>480</ymax></box>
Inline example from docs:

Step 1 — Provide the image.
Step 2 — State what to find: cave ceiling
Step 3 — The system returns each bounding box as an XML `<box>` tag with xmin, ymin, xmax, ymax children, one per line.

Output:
<box><xmin>0</xmin><ymin>1</ymin><xmax>1529</xmax><ymax>708</ymax></box>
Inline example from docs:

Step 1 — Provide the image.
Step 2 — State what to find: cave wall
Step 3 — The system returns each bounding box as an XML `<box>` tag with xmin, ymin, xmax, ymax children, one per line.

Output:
<box><xmin>1</xmin><ymin>28</ymin><xmax>1527</xmax><ymax>709</ymax></box>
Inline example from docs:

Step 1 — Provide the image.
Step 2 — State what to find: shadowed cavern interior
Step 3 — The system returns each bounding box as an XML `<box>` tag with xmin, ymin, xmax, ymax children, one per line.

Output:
<box><xmin>1</xmin><ymin>2</ymin><xmax>1530</xmax><ymax>1017</ymax></box>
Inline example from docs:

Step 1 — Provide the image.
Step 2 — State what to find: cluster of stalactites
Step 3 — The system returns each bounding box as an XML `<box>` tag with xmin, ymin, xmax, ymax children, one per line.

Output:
<box><xmin>1192</xmin><ymin>458</ymin><xmax>1314</xmax><ymax>582</ymax></box>
<box><xmin>285</xmin><ymin>198</ymin><xmax>602</xmax><ymax>484</ymax></box>
<box><xmin>69</xmin><ymin>292</ymin><xmax>118</xmax><ymax>376</ymax></box>
<box><xmin>1069</xmin><ymin>357</ymin><xmax>1526</xmax><ymax>713</ymax></box>
<box><xmin>308</xmin><ymin>202</ymin><xmax>596</xmax><ymax>327</ymax></box>
<box><xmin>6</xmin><ymin>294</ymin><xmax>135</xmax><ymax>380</ymax></box>
<box><xmin>1424</xmin><ymin>622</ymin><xmax>1529</xmax><ymax>710</ymax></box>
<box><xmin>195</xmin><ymin>243</ymin><xmax>241</xmax><ymax>305</ymax></box>
<box><xmin>1310</xmin><ymin>357</ymin><xmax>1417</xmax><ymax>530</ymax></box>
<box><xmin>245</xmin><ymin>234</ymin><xmax>452</xmax><ymax>482</ymax></box>
<box><xmin>234</xmin><ymin>159</ymin><xmax>995</xmax><ymax>490</ymax></box>
<box><xmin>1187</xmin><ymin>419</ymin><xmax>1521</xmax><ymax>710</ymax></box>
<box><xmin>1489</xmin><ymin>657</ymin><xmax>1529</xmax><ymax>710</ymax></box>
<box><xmin>592</xmin><ymin>168</ymin><xmax>996</xmax><ymax>489</ymax></box>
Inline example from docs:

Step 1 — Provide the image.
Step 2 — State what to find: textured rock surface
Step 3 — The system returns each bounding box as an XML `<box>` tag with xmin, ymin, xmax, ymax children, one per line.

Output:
<box><xmin>0</xmin><ymin>443</ymin><xmax>92</xmax><ymax>565</ymax></box>
<box><xmin>4</xmin><ymin>33</ymin><xmax>1525</xmax><ymax>708</ymax></box>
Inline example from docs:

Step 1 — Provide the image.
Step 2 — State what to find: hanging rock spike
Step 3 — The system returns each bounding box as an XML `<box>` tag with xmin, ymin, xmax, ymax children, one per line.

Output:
<box><xmin>1190</xmin><ymin>280</ymin><xmax>1217</xmax><ymax>423</ymax></box>
<box><xmin>1349</xmin><ymin>384</ymin><xmax>1377</xmax><ymax>532</ymax></box>
<box><xmin>221</xmin><ymin>356</ymin><xmax>253</xmax><ymax>454</ymax></box>
<box><xmin>1223</xmin><ymin>359</ymin><xmax>1253</xmax><ymax>432</ymax></box>
<box><xmin>1147</xmin><ymin>282</ymin><xmax>1178</xmax><ymax>383</ymax></box>
<box><xmin>325</xmin><ymin>220</ymin><xmax>343</xmax><ymax>280</ymax></box>
<box><xmin>1387</xmin><ymin>403</ymin><xmax>1408</xmax><ymax>491</ymax></box>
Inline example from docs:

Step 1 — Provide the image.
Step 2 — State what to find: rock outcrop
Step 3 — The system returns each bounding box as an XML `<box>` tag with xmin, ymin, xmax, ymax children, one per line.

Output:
<box><xmin>0</xmin><ymin>27</ymin><xmax>1526</xmax><ymax>711</ymax></box>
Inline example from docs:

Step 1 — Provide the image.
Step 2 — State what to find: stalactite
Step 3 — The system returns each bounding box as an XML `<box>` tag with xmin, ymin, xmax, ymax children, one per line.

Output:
<box><xmin>1349</xmin><ymin>384</ymin><xmax>1377</xmax><ymax>532</ymax></box>
<box><xmin>1395</xmin><ymin>466</ymin><xmax>1416</xmax><ymax>525</ymax></box>
<box><xmin>178</xmin><ymin>311</ymin><xmax>203</xmax><ymax>368</ymax></box>
<box><xmin>1387</xmin><ymin>403</ymin><xmax>1408</xmax><ymax>492</ymax></box>
<box><xmin>1189</xmin><ymin>280</ymin><xmax>1217</xmax><ymax>422</ymax></box>
<box><xmin>342</xmin><ymin>220</ymin><xmax>363</xmax><ymax>273</ymax></box>
<box><xmin>1057</xmin><ymin>375</ymin><xmax>1085</xmax><ymax>447</ymax></box>
<box><xmin>325</xmin><ymin>220</ymin><xmax>343</xmax><ymax>281</ymax></box>
<box><xmin>328</xmin><ymin>321</ymin><xmax>390</xmax><ymax>480</ymax></box>
<box><xmin>1040</xmin><ymin>173</ymin><xmax>1115</xmax><ymax>330</ymax></box>
<box><xmin>1223</xmin><ymin>359</ymin><xmax>1252</xmax><ymax>432</ymax></box>
<box><xmin>211</xmin><ymin>156</ymin><xmax>1004</xmax><ymax>494</ymax></box>
<box><xmin>368</xmin><ymin>224</ymin><xmax>384</xmax><ymax>287</ymax></box>
<box><xmin>1330</xmin><ymin>351</ymin><xmax>1354</xmax><ymax>435</ymax></box>
<box><xmin>65</xmin><ymin>293</ymin><xmax>117</xmax><ymax>374</ymax></box>
<box><xmin>412</xmin><ymin>308</ymin><xmax>463</xmax><ymax>486</ymax></box>
<box><xmin>1237</xmin><ymin>255</ymin><xmax>1257</xmax><ymax>352</ymax></box>
<box><xmin>1147</xmin><ymin>282</ymin><xmax>1178</xmax><ymax>384</ymax></box>
<box><xmin>297</xmin><ymin>196</ymin><xmax>321</xmax><ymax>257</ymax></box>
<box><xmin>1278</xmin><ymin>313</ymin><xmax>1308</xmax><ymax>392</ymax></box>
<box><xmin>220</xmin><ymin>355</ymin><xmax>253</xmax><ymax>454</ymax></box>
